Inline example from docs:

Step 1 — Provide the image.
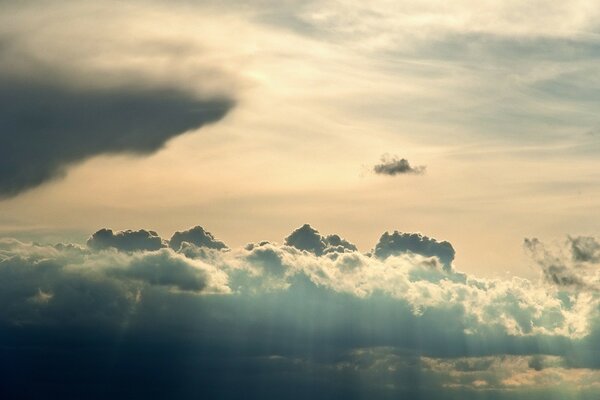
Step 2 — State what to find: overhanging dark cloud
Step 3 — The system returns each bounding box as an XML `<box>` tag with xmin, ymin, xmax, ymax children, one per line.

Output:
<box><xmin>0</xmin><ymin>78</ymin><xmax>234</xmax><ymax>197</ymax></box>
<box><xmin>169</xmin><ymin>225</ymin><xmax>228</xmax><ymax>251</ymax></box>
<box><xmin>373</xmin><ymin>155</ymin><xmax>425</xmax><ymax>176</ymax></box>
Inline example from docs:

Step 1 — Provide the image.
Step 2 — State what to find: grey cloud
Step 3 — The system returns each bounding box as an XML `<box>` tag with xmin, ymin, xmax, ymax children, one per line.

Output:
<box><xmin>569</xmin><ymin>236</ymin><xmax>600</xmax><ymax>263</ymax></box>
<box><xmin>169</xmin><ymin>225</ymin><xmax>228</xmax><ymax>251</ymax></box>
<box><xmin>0</xmin><ymin>77</ymin><xmax>234</xmax><ymax>197</ymax></box>
<box><xmin>374</xmin><ymin>231</ymin><xmax>455</xmax><ymax>270</ymax></box>
<box><xmin>284</xmin><ymin>224</ymin><xmax>358</xmax><ymax>256</ymax></box>
<box><xmin>373</xmin><ymin>155</ymin><xmax>425</xmax><ymax>176</ymax></box>
<box><xmin>87</xmin><ymin>228</ymin><xmax>167</xmax><ymax>252</ymax></box>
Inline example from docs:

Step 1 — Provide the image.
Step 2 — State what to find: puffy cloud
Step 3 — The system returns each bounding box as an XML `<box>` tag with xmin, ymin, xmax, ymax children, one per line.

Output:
<box><xmin>284</xmin><ymin>224</ymin><xmax>357</xmax><ymax>256</ymax></box>
<box><xmin>169</xmin><ymin>226</ymin><xmax>228</xmax><ymax>251</ymax></box>
<box><xmin>373</xmin><ymin>155</ymin><xmax>425</xmax><ymax>176</ymax></box>
<box><xmin>87</xmin><ymin>228</ymin><xmax>167</xmax><ymax>252</ymax></box>
<box><xmin>374</xmin><ymin>231</ymin><xmax>455</xmax><ymax>270</ymax></box>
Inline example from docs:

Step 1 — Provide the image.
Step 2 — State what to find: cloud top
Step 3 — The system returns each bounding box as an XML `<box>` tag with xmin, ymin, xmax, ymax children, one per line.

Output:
<box><xmin>374</xmin><ymin>231</ymin><xmax>455</xmax><ymax>270</ymax></box>
<box><xmin>87</xmin><ymin>229</ymin><xmax>167</xmax><ymax>252</ymax></box>
<box><xmin>285</xmin><ymin>224</ymin><xmax>358</xmax><ymax>256</ymax></box>
<box><xmin>0</xmin><ymin>229</ymin><xmax>599</xmax><ymax>399</ymax></box>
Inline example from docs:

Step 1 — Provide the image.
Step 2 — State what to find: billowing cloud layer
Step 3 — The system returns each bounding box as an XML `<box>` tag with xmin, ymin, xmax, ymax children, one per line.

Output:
<box><xmin>1</xmin><ymin>227</ymin><xmax>599</xmax><ymax>398</ymax></box>
<box><xmin>373</xmin><ymin>155</ymin><xmax>426</xmax><ymax>176</ymax></box>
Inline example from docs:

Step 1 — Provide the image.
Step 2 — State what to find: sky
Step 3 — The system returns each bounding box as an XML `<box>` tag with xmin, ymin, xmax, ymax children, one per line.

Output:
<box><xmin>1</xmin><ymin>0</ymin><xmax>600</xmax><ymax>398</ymax></box>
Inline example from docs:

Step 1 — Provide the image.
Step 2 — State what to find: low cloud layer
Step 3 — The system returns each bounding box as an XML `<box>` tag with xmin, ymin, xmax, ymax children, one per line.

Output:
<box><xmin>0</xmin><ymin>227</ymin><xmax>599</xmax><ymax>398</ymax></box>
<box><xmin>373</xmin><ymin>155</ymin><xmax>426</xmax><ymax>176</ymax></box>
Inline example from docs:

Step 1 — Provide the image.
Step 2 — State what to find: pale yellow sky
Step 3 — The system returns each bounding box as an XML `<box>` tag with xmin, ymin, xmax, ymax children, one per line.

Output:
<box><xmin>2</xmin><ymin>0</ymin><xmax>600</xmax><ymax>278</ymax></box>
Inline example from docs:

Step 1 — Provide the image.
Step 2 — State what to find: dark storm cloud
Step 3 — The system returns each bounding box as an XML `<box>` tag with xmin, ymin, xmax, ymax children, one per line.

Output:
<box><xmin>373</xmin><ymin>155</ymin><xmax>425</xmax><ymax>176</ymax></box>
<box><xmin>284</xmin><ymin>224</ymin><xmax>357</xmax><ymax>256</ymax></box>
<box><xmin>0</xmin><ymin>78</ymin><xmax>234</xmax><ymax>197</ymax></box>
<box><xmin>374</xmin><ymin>231</ymin><xmax>455</xmax><ymax>270</ymax></box>
<box><xmin>169</xmin><ymin>225</ymin><xmax>228</xmax><ymax>251</ymax></box>
<box><xmin>87</xmin><ymin>228</ymin><xmax>167</xmax><ymax>252</ymax></box>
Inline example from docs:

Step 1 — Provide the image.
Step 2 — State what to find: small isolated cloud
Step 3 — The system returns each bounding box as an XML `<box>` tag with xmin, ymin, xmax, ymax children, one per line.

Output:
<box><xmin>169</xmin><ymin>226</ymin><xmax>228</xmax><ymax>251</ymax></box>
<box><xmin>284</xmin><ymin>224</ymin><xmax>357</xmax><ymax>256</ymax></box>
<box><xmin>373</xmin><ymin>154</ymin><xmax>426</xmax><ymax>176</ymax></box>
<box><xmin>87</xmin><ymin>228</ymin><xmax>167</xmax><ymax>252</ymax></box>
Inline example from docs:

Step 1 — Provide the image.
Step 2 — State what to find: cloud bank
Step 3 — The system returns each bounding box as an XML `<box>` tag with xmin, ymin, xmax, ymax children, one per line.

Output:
<box><xmin>0</xmin><ymin>226</ymin><xmax>599</xmax><ymax>399</ymax></box>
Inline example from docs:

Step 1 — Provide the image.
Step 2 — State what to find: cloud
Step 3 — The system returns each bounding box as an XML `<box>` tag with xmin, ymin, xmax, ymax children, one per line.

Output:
<box><xmin>0</xmin><ymin>230</ymin><xmax>599</xmax><ymax>399</ymax></box>
<box><xmin>373</xmin><ymin>155</ymin><xmax>426</xmax><ymax>176</ymax></box>
<box><xmin>106</xmin><ymin>249</ymin><xmax>225</xmax><ymax>292</ymax></box>
<box><xmin>169</xmin><ymin>226</ymin><xmax>228</xmax><ymax>251</ymax></box>
<box><xmin>374</xmin><ymin>231</ymin><xmax>455</xmax><ymax>270</ymax></box>
<box><xmin>284</xmin><ymin>224</ymin><xmax>358</xmax><ymax>256</ymax></box>
<box><xmin>87</xmin><ymin>228</ymin><xmax>167</xmax><ymax>252</ymax></box>
<box><xmin>0</xmin><ymin>77</ymin><xmax>234</xmax><ymax>197</ymax></box>
<box><xmin>569</xmin><ymin>236</ymin><xmax>600</xmax><ymax>263</ymax></box>
<box><xmin>524</xmin><ymin>236</ymin><xmax>600</xmax><ymax>292</ymax></box>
